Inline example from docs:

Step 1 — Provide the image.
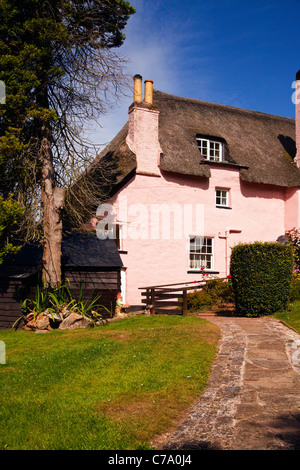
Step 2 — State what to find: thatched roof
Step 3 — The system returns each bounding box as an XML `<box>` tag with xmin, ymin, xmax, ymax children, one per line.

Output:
<box><xmin>90</xmin><ymin>89</ymin><xmax>300</xmax><ymax>189</ymax></box>
<box><xmin>87</xmin><ymin>122</ymin><xmax>136</xmax><ymax>189</ymax></box>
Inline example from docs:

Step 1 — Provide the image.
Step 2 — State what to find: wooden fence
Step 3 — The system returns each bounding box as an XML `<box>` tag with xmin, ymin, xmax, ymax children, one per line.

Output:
<box><xmin>139</xmin><ymin>279</ymin><xmax>219</xmax><ymax>315</ymax></box>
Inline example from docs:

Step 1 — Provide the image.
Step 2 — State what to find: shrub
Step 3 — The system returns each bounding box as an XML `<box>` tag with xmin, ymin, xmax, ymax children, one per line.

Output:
<box><xmin>20</xmin><ymin>279</ymin><xmax>108</xmax><ymax>323</ymax></box>
<box><xmin>205</xmin><ymin>278</ymin><xmax>235</xmax><ymax>305</ymax></box>
<box><xmin>230</xmin><ymin>242</ymin><xmax>294</xmax><ymax>317</ymax></box>
<box><xmin>187</xmin><ymin>290</ymin><xmax>213</xmax><ymax>312</ymax></box>
<box><xmin>285</xmin><ymin>228</ymin><xmax>300</xmax><ymax>274</ymax></box>
<box><xmin>289</xmin><ymin>273</ymin><xmax>300</xmax><ymax>302</ymax></box>
<box><xmin>187</xmin><ymin>278</ymin><xmax>234</xmax><ymax>312</ymax></box>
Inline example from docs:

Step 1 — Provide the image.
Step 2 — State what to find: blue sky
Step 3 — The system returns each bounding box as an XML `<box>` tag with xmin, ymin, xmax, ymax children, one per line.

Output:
<box><xmin>92</xmin><ymin>0</ymin><xmax>300</xmax><ymax>146</ymax></box>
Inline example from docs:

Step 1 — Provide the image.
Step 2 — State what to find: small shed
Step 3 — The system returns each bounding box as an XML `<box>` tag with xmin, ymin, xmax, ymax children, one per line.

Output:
<box><xmin>0</xmin><ymin>231</ymin><xmax>123</xmax><ymax>329</ymax></box>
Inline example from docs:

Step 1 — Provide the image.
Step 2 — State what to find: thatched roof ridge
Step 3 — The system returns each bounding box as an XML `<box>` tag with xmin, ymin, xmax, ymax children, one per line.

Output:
<box><xmin>154</xmin><ymin>89</ymin><xmax>300</xmax><ymax>187</ymax></box>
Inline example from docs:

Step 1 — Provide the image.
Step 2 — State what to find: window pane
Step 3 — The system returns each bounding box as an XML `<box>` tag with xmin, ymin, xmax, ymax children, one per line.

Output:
<box><xmin>189</xmin><ymin>237</ymin><xmax>213</xmax><ymax>270</ymax></box>
<box><xmin>197</xmin><ymin>138</ymin><xmax>223</xmax><ymax>162</ymax></box>
<box><xmin>216</xmin><ymin>189</ymin><xmax>228</xmax><ymax>206</ymax></box>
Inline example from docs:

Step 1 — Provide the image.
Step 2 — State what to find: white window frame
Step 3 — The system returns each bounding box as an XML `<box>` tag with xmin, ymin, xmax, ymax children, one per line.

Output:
<box><xmin>215</xmin><ymin>188</ymin><xmax>229</xmax><ymax>208</ymax></box>
<box><xmin>189</xmin><ymin>236</ymin><xmax>214</xmax><ymax>271</ymax></box>
<box><xmin>196</xmin><ymin>138</ymin><xmax>223</xmax><ymax>162</ymax></box>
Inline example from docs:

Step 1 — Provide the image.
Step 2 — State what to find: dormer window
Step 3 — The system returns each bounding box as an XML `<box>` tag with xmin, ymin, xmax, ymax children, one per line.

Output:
<box><xmin>196</xmin><ymin>137</ymin><xmax>223</xmax><ymax>162</ymax></box>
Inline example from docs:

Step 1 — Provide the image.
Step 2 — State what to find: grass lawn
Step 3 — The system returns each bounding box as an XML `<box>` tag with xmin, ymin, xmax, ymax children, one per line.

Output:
<box><xmin>0</xmin><ymin>314</ymin><xmax>220</xmax><ymax>450</ymax></box>
<box><xmin>272</xmin><ymin>300</ymin><xmax>300</xmax><ymax>334</ymax></box>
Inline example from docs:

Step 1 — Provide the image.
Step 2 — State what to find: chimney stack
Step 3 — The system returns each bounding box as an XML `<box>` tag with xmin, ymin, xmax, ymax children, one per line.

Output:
<box><xmin>126</xmin><ymin>75</ymin><xmax>161</xmax><ymax>176</ymax></box>
<box><xmin>296</xmin><ymin>70</ymin><xmax>300</xmax><ymax>168</ymax></box>
<box><xmin>133</xmin><ymin>74</ymin><xmax>143</xmax><ymax>103</ymax></box>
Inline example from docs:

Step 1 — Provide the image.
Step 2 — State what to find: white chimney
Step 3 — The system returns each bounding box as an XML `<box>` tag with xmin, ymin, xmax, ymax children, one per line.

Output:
<box><xmin>126</xmin><ymin>75</ymin><xmax>161</xmax><ymax>177</ymax></box>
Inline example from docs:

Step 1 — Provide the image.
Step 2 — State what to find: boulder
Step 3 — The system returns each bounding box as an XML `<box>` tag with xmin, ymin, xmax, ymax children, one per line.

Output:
<box><xmin>23</xmin><ymin>312</ymin><xmax>50</xmax><ymax>331</ymax></box>
<box><xmin>35</xmin><ymin>313</ymin><xmax>50</xmax><ymax>330</ymax></box>
<box><xmin>24</xmin><ymin>312</ymin><xmax>35</xmax><ymax>323</ymax></box>
<box><xmin>58</xmin><ymin>312</ymin><xmax>94</xmax><ymax>330</ymax></box>
<box><xmin>43</xmin><ymin>310</ymin><xmax>63</xmax><ymax>322</ymax></box>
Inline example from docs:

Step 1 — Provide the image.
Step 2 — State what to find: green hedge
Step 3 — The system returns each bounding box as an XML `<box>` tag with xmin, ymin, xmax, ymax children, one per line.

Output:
<box><xmin>230</xmin><ymin>242</ymin><xmax>293</xmax><ymax>317</ymax></box>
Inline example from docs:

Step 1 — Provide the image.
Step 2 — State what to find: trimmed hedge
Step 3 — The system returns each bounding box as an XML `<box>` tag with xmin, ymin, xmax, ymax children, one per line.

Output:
<box><xmin>230</xmin><ymin>242</ymin><xmax>294</xmax><ymax>317</ymax></box>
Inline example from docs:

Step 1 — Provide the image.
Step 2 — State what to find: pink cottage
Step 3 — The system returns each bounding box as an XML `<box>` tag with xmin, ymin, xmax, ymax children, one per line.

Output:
<box><xmin>86</xmin><ymin>71</ymin><xmax>300</xmax><ymax>309</ymax></box>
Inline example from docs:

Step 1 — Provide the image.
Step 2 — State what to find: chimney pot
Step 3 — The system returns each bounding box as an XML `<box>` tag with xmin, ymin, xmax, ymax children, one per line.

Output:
<box><xmin>144</xmin><ymin>80</ymin><xmax>153</xmax><ymax>105</ymax></box>
<box><xmin>133</xmin><ymin>74</ymin><xmax>143</xmax><ymax>102</ymax></box>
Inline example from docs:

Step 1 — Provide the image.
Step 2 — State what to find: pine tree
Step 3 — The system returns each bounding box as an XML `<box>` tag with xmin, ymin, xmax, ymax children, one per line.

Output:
<box><xmin>0</xmin><ymin>0</ymin><xmax>135</xmax><ymax>286</ymax></box>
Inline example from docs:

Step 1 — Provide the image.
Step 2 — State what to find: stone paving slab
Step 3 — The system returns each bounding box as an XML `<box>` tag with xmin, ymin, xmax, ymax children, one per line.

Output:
<box><xmin>159</xmin><ymin>316</ymin><xmax>300</xmax><ymax>450</ymax></box>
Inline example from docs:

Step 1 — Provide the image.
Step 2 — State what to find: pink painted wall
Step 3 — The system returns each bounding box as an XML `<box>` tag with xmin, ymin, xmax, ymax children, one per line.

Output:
<box><xmin>94</xmin><ymin>77</ymin><xmax>300</xmax><ymax>306</ymax></box>
<box><xmin>285</xmin><ymin>187</ymin><xmax>300</xmax><ymax>230</ymax></box>
<box><xmin>109</xmin><ymin>166</ymin><xmax>293</xmax><ymax>306</ymax></box>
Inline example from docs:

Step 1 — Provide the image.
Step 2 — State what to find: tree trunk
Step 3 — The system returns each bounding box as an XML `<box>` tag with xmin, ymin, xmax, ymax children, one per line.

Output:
<box><xmin>40</xmin><ymin>124</ymin><xmax>65</xmax><ymax>288</ymax></box>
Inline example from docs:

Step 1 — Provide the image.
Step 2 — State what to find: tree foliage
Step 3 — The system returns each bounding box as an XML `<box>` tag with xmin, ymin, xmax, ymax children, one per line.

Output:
<box><xmin>0</xmin><ymin>196</ymin><xmax>24</xmax><ymax>264</ymax></box>
<box><xmin>0</xmin><ymin>0</ymin><xmax>135</xmax><ymax>283</ymax></box>
<box><xmin>285</xmin><ymin>228</ymin><xmax>300</xmax><ymax>273</ymax></box>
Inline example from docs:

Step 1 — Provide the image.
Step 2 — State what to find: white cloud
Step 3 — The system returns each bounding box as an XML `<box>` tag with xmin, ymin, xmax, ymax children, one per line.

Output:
<box><xmin>90</xmin><ymin>0</ymin><xmax>212</xmax><ymax>147</ymax></box>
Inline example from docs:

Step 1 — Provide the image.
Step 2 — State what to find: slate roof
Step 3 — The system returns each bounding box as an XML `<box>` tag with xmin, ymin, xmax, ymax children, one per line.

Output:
<box><xmin>0</xmin><ymin>232</ymin><xmax>123</xmax><ymax>278</ymax></box>
<box><xmin>61</xmin><ymin>231</ymin><xmax>123</xmax><ymax>268</ymax></box>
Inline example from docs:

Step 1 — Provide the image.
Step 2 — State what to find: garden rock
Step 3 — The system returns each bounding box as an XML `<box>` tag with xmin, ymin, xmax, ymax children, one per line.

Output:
<box><xmin>58</xmin><ymin>312</ymin><xmax>94</xmax><ymax>330</ymax></box>
<box><xmin>35</xmin><ymin>313</ymin><xmax>51</xmax><ymax>330</ymax></box>
<box><xmin>44</xmin><ymin>310</ymin><xmax>64</xmax><ymax>322</ymax></box>
<box><xmin>24</xmin><ymin>312</ymin><xmax>51</xmax><ymax>331</ymax></box>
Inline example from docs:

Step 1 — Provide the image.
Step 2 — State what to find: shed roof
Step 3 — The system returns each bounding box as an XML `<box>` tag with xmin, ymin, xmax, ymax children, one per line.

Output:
<box><xmin>0</xmin><ymin>232</ymin><xmax>123</xmax><ymax>278</ymax></box>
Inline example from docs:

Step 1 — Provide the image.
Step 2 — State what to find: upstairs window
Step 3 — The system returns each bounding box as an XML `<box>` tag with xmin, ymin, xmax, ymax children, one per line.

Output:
<box><xmin>216</xmin><ymin>188</ymin><xmax>229</xmax><ymax>208</ymax></box>
<box><xmin>197</xmin><ymin>137</ymin><xmax>223</xmax><ymax>162</ymax></box>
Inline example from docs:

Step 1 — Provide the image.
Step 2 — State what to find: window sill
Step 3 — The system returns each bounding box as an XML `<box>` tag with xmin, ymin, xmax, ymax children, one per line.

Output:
<box><xmin>200</xmin><ymin>160</ymin><xmax>249</xmax><ymax>170</ymax></box>
<box><xmin>216</xmin><ymin>205</ymin><xmax>232</xmax><ymax>210</ymax></box>
<box><xmin>118</xmin><ymin>250</ymin><xmax>128</xmax><ymax>254</ymax></box>
<box><xmin>187</xmin><ymin>270</ymin><xmax>220</xmax><ymax>274</ymax></box>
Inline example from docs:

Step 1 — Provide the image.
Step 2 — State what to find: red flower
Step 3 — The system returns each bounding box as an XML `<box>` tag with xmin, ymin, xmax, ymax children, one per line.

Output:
<box><xmin>227</xmin><ymin>274</ymin><xmax>232</xmax><ymax>279</ymax></box>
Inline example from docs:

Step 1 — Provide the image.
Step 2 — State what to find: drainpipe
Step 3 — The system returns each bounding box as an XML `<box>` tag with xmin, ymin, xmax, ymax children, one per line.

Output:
<box><xmin>218</xmin><ymin>231</ymin><xmax>229</xmax><ymax>277</ymax></box>
<box><xmin>218</xmin><ymin>229</ymin><xmax>242</xmax><ymax>276</ymax></box>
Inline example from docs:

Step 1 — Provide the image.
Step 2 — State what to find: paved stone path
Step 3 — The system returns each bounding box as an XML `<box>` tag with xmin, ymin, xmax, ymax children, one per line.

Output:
<box><xmin>159</xmin><ymin>315</ymin><xmax>300</xmax><ymax>450</ymax></box>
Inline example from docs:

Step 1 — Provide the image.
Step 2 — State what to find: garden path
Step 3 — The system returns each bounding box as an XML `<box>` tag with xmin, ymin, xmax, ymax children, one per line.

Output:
<box><xmin>158</xmin><ymin>315</ymin><xmax>300</xmax><ymax>450</ymax></box>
